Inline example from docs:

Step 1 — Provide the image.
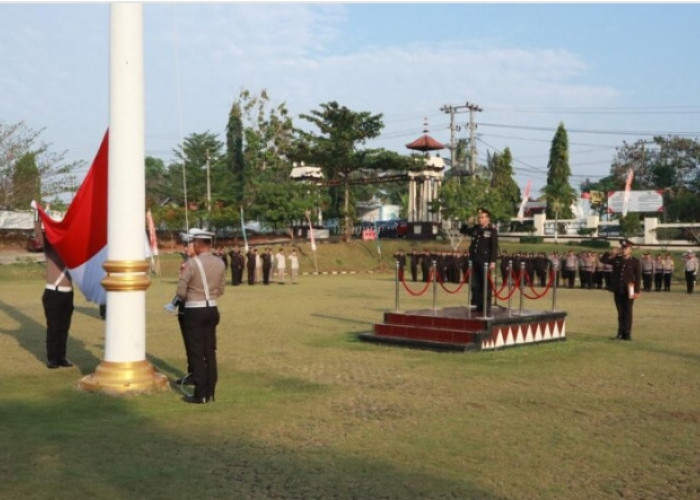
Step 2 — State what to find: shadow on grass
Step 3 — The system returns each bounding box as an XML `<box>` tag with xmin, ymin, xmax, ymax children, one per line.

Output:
<box><xmin>311</xmin><ymin>312</ymin><xmax>375</xmax><ymax>326</ymax></box>
<box><xmin>0</xmin><ymin>298</ymin><xmax>100</xmax><ymax>375</ymax></box>
<box><xmin>0</xmin><ymin>390</ymin><xmax>503</xmax><ymax>500</ymax></box>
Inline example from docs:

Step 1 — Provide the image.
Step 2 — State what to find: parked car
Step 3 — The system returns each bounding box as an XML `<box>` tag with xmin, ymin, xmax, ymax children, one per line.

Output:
<box><xmin>597</xmin><ymin>225</ymin><xmax>621</xmax><ymax>238</ymax></box>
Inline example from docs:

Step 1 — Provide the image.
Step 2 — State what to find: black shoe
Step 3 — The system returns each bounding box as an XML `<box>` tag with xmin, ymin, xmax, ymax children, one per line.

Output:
<box><xmin>46</xmin><ymin>360</ymin><xmax>60</xmax><ymax>369</ymax></box>
<box><xmin>182</xmin><ymin>395</ymin><xmax>211</xmax><ymax>404</ymax></box>
<box><xmin>57</xmin><ymin>359</ymin><xmax>73</xmax><ymax>367</ymax></box>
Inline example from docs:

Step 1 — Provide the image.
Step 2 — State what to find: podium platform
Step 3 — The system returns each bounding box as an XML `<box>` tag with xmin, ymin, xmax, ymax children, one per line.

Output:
<box><xmin>360</xmin><ymin>306</ymin><xmax>567</xmax><ymax>352</ymax></box>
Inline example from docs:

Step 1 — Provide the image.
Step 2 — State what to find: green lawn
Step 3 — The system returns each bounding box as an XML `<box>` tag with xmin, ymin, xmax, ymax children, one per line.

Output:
<box><xmin>1</xmin><ymin>243</ymin><xmax>698</xmax><ymax>499</ymax></box>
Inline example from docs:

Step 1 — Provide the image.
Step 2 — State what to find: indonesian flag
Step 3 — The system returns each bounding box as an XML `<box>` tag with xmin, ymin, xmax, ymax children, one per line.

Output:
<box><xmin>146</xmin><ymin>209</ymin><xmax>158</xmax><ymax>256</ymax></box>
<box><xmin>517</xmin><ymin>179</ymin><xmax>532</xmax><ymax>221</ymax></box>
<box><xmin>622</xmin><ymin>168</ymin><xmax>634</xmax><ymax>217</ymax></box>
<box><xmin>34</xmin><ymin>131</ymin><xmax>109</xmax><ymax>305</ymax></box>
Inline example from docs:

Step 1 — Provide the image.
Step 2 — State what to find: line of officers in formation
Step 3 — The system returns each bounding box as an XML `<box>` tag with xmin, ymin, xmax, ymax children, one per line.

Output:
<box><xmin>211</xmin><ymin>245</ymin><xmax>300</xmax><ymax>286</ymax></box>
<box><xmin>393</xmin><ymin>247</ymin><xmax>699</xmax><ymax>294</ymax></box>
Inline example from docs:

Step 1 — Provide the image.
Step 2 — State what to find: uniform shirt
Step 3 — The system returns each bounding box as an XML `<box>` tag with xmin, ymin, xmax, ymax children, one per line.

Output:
<box><xmin>468</xmin><ymin>224</ymin><xmax>498</xmax><ymax>264</ymax></box>
<box><xmin>685</xmin><ymin>255</ymin><xmax>699</xmax><ymax>272</ymax></box>
<box><xmin>661</xmin><ymin>257</ymin><xmax>674</xmax><ymax>273</ymax></box>
<box><xmin>274</xmin><ymin>252</ymin><xmax>286</xmax><ymax>270</ymax></box>
<box><xmin>176</xmin><ymin>251</ymin><xmax>226</xmax><ymax>303</ymax></box>
<box><xmin>601</xmin><ymin>252</ymin><xmax>641</xmax><ymax>294</ymax></box>
<box><xmin>288</xmin><ymin>253</ymin><xmax>299</xmax><ymax>270</ymax></box>
<box><xmin>35</xmin><ymin>220</ymin><xmax>72</xmax><ymax>288</ymax></box>
<box><xmin>641</xmin><ymin>256</ymin><xmax>654</xmax><ymax>273</ymax></box>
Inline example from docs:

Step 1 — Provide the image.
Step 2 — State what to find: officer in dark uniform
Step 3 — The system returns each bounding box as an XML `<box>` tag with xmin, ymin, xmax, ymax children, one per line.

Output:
<box><xmin>246</xmin><ymin>247</ymin><xmax>257</xmax><ymax>285</ymax></box>
<box><xmin>34</xmin><ymin>217</ymin><xmax>74</xmax><ymax>369</ymax></box>
<box><xmin>420</xmin><ymin>248</ymin><xmax>431</xmax><ymax>282</ymax></box>
<box><xmin>408</xmin><ymin>250</ymin><xmax>419</xmax><ymax>282</ymax></box>
<box><xmin>261</xmin><ymin>247</ymin><xmax>273</xmax><ymax>285</ymax></box>
<box><xmin>467</xmin><ymin>208</ymin><xmax>499</xmax><ymax>315</ymax></box>
<box><xmin>600</xmin><ymin>239</ymin><xmax>641</xmax><ymax>341</ymax></box>
<box><xmin>393</xmin><ymin>249</ymin><xmax>406</xmax><ymax>280</ymax></box>
<box><xmin>177</xmin><ymin>229</ymin><xmax>226</xmax><ymax>404</ymax></box>
<box><xmin>228</xmin><ymin>245</ymin><xmax>244</xmax><ymax>285</ymax></box>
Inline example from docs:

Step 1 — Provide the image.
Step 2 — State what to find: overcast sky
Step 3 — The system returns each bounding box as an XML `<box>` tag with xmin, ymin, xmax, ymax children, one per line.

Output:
<box><xmin>2</xmin><ymin>2</ymin><xmax>699</xmax><ymax>195</ymax></box>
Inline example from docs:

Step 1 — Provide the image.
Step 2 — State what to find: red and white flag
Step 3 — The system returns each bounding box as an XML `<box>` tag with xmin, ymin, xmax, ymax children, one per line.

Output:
<box><xmin>35</xmin><ymin>131</ymin><xmax>109</xmax><ymax>305</ymax></box>
<box><xmin>622</xmin><ymin>169</ymin><xmax>634</xmax><ymax>217</ymax></box>
<box><xmin>517</xmin><ymin>179</ymin><xmax>532</xmax><ymax>221</ymax></box>
<box><xmin>146</xmin><ymin>209</ymin><xmax>158</xmax><ymax>256</ymax></box>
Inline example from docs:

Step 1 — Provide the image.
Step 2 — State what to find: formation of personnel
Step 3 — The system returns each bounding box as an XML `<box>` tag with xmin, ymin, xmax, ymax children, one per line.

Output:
<box><xmin>395</xmin><ymin>247</ymin><xmax>691</xmax><ymax>294</ymax></box>
<box><xmin>205</xmin><ymin>245</ymin><xmax>300</xmax><ymax>286</ymax></box>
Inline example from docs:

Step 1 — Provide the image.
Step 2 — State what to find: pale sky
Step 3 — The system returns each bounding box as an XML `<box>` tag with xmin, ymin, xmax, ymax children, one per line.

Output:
<box><xmin>2</xmin><ymin>2</ymin><xmax>699</xmax><ymax>195</ymax></box>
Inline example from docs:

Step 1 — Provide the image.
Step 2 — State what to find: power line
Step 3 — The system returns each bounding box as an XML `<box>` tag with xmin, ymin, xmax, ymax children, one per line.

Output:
<box><xmin>478</xmin><ymin>122</ymin><xmax>700</xmax><ymax>137</ymax></box>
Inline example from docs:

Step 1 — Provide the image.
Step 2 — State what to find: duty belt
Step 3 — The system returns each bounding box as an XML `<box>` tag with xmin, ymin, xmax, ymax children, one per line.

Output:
<box><xmin>185</xmin><ymin>300</ymin><xmax>217</xmax><ymax>308</ymax></box>
<box><xmin>46</xmin><ymin>284</ymin><xmax>73</xmax><ymax>293</ymax></box>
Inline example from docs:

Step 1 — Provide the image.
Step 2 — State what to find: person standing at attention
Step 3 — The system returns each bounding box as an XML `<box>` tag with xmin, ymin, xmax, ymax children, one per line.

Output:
<box><xmin>288</xmin><ymin>249</ymin><xmax>300</xmax><ymax>284</ymax></box>
<box><xmin>274</xmin><ymin>247</ymin><xmax>286</xmax><ymax>284</ymax></box>
<box><xmin>683</xmin><ymin>250</ymin><xmax>698</xmax><ymax>294</ymax></box>
<box><xmin>600</xmin><ymin>239</ymin><xmax>641</xmax><ymax>341</ymax></box>
<box><xmin>176</xmin><ymin>228</ymin><xmax>226</xmax><ymax>404</ymax></box>
<box><xmin>171</xmin><ymin>235</ymin><xmax>196</xmax><ymax>386</ymax></box>
<box><xmin>34</xmin><ymin>214</ymin><xmax>74</xmax><ymax>369</ymax></box>
<box><xmin>468</xmin><ymin>208</ymin><xmax>498</xmax><ymax>315</ymax></box>
<box><xmin>661</xmin><ymin>252</ymin><xmax>674</xmax><ymax>291</ymax></box>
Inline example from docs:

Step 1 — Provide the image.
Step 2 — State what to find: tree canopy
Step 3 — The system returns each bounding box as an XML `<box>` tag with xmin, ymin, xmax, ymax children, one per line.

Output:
<box><xmin>0</xmin><ymin>120</ymin><xmax>82</xmax><ymax>210</ymax></box>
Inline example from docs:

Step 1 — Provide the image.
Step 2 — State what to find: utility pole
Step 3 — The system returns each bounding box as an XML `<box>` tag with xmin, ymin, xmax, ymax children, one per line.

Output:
<box><xmin>441</xmin><ymin>102</ymin><xmax>482</xmax><ymax>175</ymax></box>
<box><xmin>440</xmin><ymin>103</ymin><xmax>468</xmax><ymax>173</ymax></box>
<box><xmin>465</xmin><ymin>102</ymin><xmax>482</xmax><ymax>175</ymax></box>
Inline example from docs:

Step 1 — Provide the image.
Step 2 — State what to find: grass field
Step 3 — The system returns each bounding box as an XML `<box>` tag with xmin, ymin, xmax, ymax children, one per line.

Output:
<box><xmin>1</xmin><ymin>241</ymin><xmax>698</xmax><ymax>499</ymax></box>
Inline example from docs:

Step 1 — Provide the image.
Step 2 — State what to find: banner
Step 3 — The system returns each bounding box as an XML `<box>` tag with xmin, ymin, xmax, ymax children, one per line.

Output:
<box><xmin>607</xmin><ymin>190</ymin><xmax>664</xmax><ymax>214</ymax></box>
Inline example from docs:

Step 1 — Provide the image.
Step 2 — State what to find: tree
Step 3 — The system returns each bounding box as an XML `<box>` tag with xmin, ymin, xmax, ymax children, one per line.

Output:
<box><xmin>227</xmin><ymin>89</ymin><xmax>297</xmax><ymax>216</ymax></box>
<box><xmin>0</xmin><ymin>120</ymin><xmax>82</xmax><ymax>209</ymax></box>
<box><xmin>225</xmin><ymin>100</ymin><xmax>245</xmax><ymax>204</ymax></box>
<box><xmin>145</xmin><ymin>156</ymin><xmax>169</xmax><ymax>208</ymax></box>
<box><xmin>11</xmin><ymin>152</ymin><xmax>40</xmax><ymax>209</ymax></box>
<box><xmin>168</xmin><ymin>132</ymin><xmax>224</xmax><ymax>210</ymax></box>
<box><xmin>489</xmin><ymin>147</ymin><xmax>521</xmax><ymax>216</ymax></box>
<box><xmin>296</xmin><ymin>101</ymin><xmax>384</xmax><ymax>240</ymax></box>
<box><xmin>435</xmin><ymin>175</ymin><xmax>508</xmax><ymax>224</ymax></box>
<box><xmin>543</xmin><ymin>123</ymin><xmax>576</xmax><ymax>220</ymax></box>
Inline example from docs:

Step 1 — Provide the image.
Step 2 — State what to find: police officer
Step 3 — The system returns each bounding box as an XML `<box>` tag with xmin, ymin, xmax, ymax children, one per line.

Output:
<box><xmin>683</xmin><ymin>250</ymin><xmax>698</xmax><ymax>294</ymax></box>
<box><xmin>227</xmin><ymin>245</ymin><xmax>244</xmax><ymax>286</ymax></box>
<box><xmin>601</xmin><ymin>239</ymin><xmax>641</xmax><ymax>341</ymax></box>
<box><xmin>35</xmin><ymin>217</ymin><xmax>74</xmax><ymax>369</ymax></box>
<box><xmin>640</xmin><ymin>252</ymin><xmax>654</xmax><ymax>292</ymax></box>
<box><xmin>176</xmin><ymin>228</ymin><xmax>226</xmax><ymax>404</ymax></box>
<box><xmin>468</xmin><ymin>208</ymin><xmax>499</xmax><ymax>315</ymax></box>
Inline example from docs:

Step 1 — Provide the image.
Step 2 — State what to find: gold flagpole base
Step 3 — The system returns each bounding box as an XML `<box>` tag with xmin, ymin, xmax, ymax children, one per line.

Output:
<box><xmin>78</xmin><ymin>360</ymin><xmax>170</xmax><ymax>395</ymax></box>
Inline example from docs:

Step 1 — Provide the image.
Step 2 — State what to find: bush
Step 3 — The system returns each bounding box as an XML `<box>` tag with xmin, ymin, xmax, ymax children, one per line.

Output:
<box><xmin>579</xmin><ymin>239</ymin><xmax>611</xmax><ymax>249</ymax></box>
<box><xmin>519</xmin><ymin>236</ymin><xmax>544</xmax><ymax>244</ymax></box>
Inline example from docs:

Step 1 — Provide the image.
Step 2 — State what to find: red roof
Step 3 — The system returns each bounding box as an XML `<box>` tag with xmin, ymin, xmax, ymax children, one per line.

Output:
<box><xmin>405</xmin><ymin>134</ymin><xmax>445</xmax><ymax>151</ymax></box>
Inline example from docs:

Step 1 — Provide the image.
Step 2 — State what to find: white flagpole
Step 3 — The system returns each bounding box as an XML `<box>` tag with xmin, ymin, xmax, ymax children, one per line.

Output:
<box><xmin>80</xmin><ymin>3</ymin><xmax>167</xmax><ymax>394</ymax></box>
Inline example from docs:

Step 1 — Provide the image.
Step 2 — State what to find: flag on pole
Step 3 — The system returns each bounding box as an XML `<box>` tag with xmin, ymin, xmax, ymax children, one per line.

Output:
<box><xmin>34</xmin><ymin>131</ymin><xmax>109</xmax><ymax>305</ymax></box>
<box><xmin>146</xmin><ymin>209</ymin><xmax>158</xmax><ymax>256</ymax></box>
<box><xmin>517</xmin><ymin>179</ymin><xmax>532</xmax><ymax>221</ymax></box>
<box><xmin>305</xmin><ymin>211</ymin><xmax>317</xmax><ymax>252</ymax></box>
<box><xmin>240</xmin><ymin>206</ymin><xmax>249</xmax><ymax>253</ymax></box>
<box><xmin>622</xmin><ymin>169</ymin><xmax>634</xmax><ymax>217</ymax></box>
